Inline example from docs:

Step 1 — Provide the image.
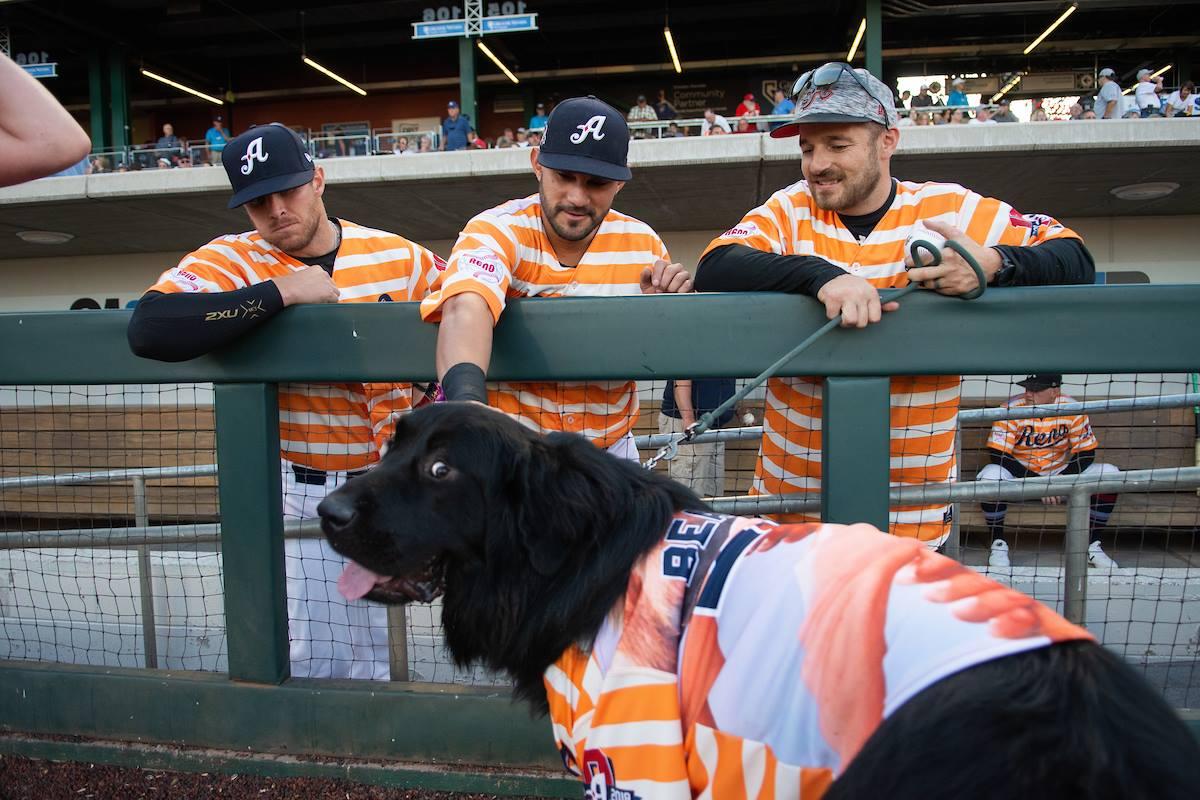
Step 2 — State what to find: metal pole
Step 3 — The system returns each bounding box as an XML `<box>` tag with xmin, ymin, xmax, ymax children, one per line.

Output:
<box><xmin>866</xmin><ymin>0</ymin><xmax>883</xmax><ymax>79</ymax></box>
<box><xmin>132</xmin><ymin>477</ymin><xmax>159</xmax><ymax>669</ymax></box>
<box><xmin>1063</xmin><ymin>489</ymin><xmax>1090</xmax><ymax>625</ymax></box>
<box><xmin>388</xmin><ymin>606</ymin><xmax>410</xmax><ymax>682</ymax></box>
<box><xmin>943</xmin><ymin>426</ymin><xmax>963</xmax><ymax>561</ymax></box>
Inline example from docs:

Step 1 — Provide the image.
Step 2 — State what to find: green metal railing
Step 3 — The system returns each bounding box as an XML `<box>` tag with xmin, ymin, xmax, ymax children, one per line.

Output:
<box><xmin>1</xmin><ymin>285</ymin><xmax>1198</xmax><ymax>790</ymax></box>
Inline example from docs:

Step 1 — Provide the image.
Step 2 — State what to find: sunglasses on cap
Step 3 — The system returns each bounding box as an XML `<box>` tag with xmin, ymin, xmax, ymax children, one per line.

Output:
<box><xmin>790</xmin><ymin>61</ymin><xmax>889</xmax><ymax>108</ymax></box>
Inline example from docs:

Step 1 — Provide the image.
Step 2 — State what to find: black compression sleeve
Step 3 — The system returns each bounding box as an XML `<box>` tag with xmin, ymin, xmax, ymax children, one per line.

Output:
<box><xmin>1060</xmin><ymin>450</ymin><xmax>1096</xmax><ymax>475</ymax></box>
<box><xmin>989</xmin><ymin>448</ymin><xmax>1036</xmax><ymax>478</ymax></box>
<box><xmin>441</xmin><ymin>362</ymin><xmax>488</xmax><ymax>403</ymax></box>
<box><xmin>126</xmin><ymin>284</ymin><xmax>285</xmax><ymax>362</ymax></box>
<box><xmin>694</xmin><ymin>245</ymin><xmax>849</xmax><ymax>298</ymax></box>
<box><xmin>991</xmin><ymin>238</ymin><xmax>1096</xmax><ymax>287</ymax></box>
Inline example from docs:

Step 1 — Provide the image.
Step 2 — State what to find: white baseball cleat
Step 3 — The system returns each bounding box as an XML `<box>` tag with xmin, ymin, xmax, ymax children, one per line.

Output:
<box><xmin>1088</xmin><ymin>541</ymin><xmax>1117</xmax><ymax>571</ymax></box>
<box><xmin>989</xmin><ymin>538</ymin><xmax>1011</xmax><ymax>569</ymax></box>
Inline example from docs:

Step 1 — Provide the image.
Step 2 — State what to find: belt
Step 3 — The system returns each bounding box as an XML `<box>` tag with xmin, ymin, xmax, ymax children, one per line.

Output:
<box><xmin>291</xmin><ymin>464</ymin><xmax>368</xmax><ymax>486</ymax></box>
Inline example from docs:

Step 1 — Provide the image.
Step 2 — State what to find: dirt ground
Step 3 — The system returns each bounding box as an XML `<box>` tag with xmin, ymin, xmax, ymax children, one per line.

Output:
<box><xmin>0</xmin><ymin>754</ymin><xmax>550</xmax><ymax>800</ymax></box>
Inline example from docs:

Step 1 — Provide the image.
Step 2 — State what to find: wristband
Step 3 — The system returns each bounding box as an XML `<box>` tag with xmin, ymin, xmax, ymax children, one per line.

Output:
<box><xmin>441</xmin><ymin>362</ymin><xmax>488</xmax><ymax>403</ymax></box>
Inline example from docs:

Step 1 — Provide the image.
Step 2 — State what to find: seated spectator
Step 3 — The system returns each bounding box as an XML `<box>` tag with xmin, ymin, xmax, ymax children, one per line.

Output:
<box><xmin>156</xmin><ymin>157</ymin><xmax>172</xmax><ymax>169</ymax></box>
<box><xmin>417</xmin><ymin>135</ymin><xmax>433</xmax><ymax>153</ymax></box>
<box><xmin>662</xmin><ymin>121</ymin><xmax>684</xmax><ymax>138</ymax></box>
<box><xmin>928</xmin><ymin>80</ymin><xmax>945</xmax><ymax>106</ymax></box>
<box><xmin>1134</xmin><ymin>68</ymin><xmax>1164</xmax><ymax>117</ymax></box>
<box><xmin>734</xmin><ymin>116</ymin><xmax>756</xmax><ymax>134</ymax></box>
<box><xmin>913</xmin><ymin>110</ymin><xmax>932</xmax><ymax>126</ymax></box>
<box><xmin>932</xmin><ymin>109</ymin><xmax>950</xmax><ymax>125</ymax></box>
<box><xmin>979</xmin><ymin>374</ymin><xmax>1120</xmax><ymax>571</ymax></box>
<box><xmin>393</xmin><ymin>135</ymin><xmax>412</xmax><ymax>155</ymax></box>
<box><xmin>495</xmin><ymin>127</ymin><xmax>514</xmax><ymax>148</ymax></box>
<box><xmin>654</xmin><ymin>89</ymin><xmax>677</xmax><ymax>121</ymax></box>
<box><xmin>466</xmin><ymin>128</ymin><xmax>488</xmax><ymax>149</ymax></box>
<box><xmin>1082</xmin><ymin>109</ymin><xmax>1098</xmax><ymax>120</ymax></box>
<box><xmin>708</xmin><ymin>124</ymin><xmax>728</xmax><ymax>136</ymax></box>
<box><xmin>514</xmin><ymin>127</ymin><xmax>529</xmax><ymax>147</ymax></box>
<box><xmin>700</xmin><ymin>107</ymin><xmax>731</xmax><ymax>135</ymax></box>
<box><xmin>949</xmin><ymin>108</ymin><xmax>968</xmax><ymax>124</ymax></box>
<box><xmin>1165</xmin><ymin>81</ymin><xmax>1196</xmax><ymax>117</ymax></box>
<box><xmin>993</xmin><ymin>99</ymin><xmax>1018</xmax><ymax>122</ymax></box>
<box><xmin>911</xmin><ymin>84</ymin><xmax>934</xmax><ymax>107</ymax></box>
<box><xmin>899</xmin><ymin>89</ymin><xmax>912</xmax><ymax>108</ymax></box>
<box><xmin>627</xmin><ymin>94</ymin><xmax>657</xmax><ymax>138</ymax></box>
<box><xmin>90</xmin><ymin>155</ymin><xmax>110</xmax><ymax>173</ymax></box>
<box><xmin>526</xmin><ymin>130</ymin><xmax>542</xmax><ymax>147</ymax></box>
<box><xmin>897</xmin><ymin>113</ymin><xmax>915</xmax><ymax>127</ymax></box>
<box><xmin>947</xmin><ymin>77</ymin><xmax>969</xmax><ymax>107</ymax></box>
<box><xmin>972</xmin><ymin>106</ymin><xmax>998</xmax><ymax>124</ymax></box>
<box><xmin>1123</xmin><ymin>108</ymin><xmax>1141</xmax><ymax>119</ymax></box>
<box><xmin>1068</xmin><ymin>102</ymin><xmax>1084</xmax><ymax>120</ymax></box>
<box><xmin>734</xmin><ymin>92</ymin><xmax>760</xmax><ymax>117</ymax></box>
<box><xmin>769</xmin><ymin>87</ymin><xmax>795</xmax><ymax>131</ymax></box>
<box><xmin>1030</xmin><ymin>107</ymin><xmax>1050</xmax><ymax>122</ymax></box>
<box><xmin>528</xmin><ymin>102</ymin><xmax>548</xmax><ymax>131</ymax></box>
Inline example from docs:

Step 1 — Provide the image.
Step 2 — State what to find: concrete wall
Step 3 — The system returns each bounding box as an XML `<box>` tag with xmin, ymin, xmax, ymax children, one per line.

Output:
<box><xmin>1</xmin><ymin>216</ymin><xmax>1196</xmax><ymax>313</ymax></box>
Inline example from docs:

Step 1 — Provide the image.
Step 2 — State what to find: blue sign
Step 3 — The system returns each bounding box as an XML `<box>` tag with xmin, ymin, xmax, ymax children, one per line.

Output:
<box><xmin>482</xmin><ymin>13</ymin><xmax>538</xmax><ymax>33</ymax></box>
<box><xmin>21</xmin><ymin>62</ymin><xmax>58</xmax><ymax>79</ymax></box>
<box><xmin>412</xmin><ymin>13</ymin><xmax>538</xmax><ymax>40</ymax></box>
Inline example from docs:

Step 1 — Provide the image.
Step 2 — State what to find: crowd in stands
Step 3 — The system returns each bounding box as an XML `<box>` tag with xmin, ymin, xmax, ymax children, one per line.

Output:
<box><xmin>65</xmin><ymin>67</ymin><xmax>1200</xmax><ymax>175</ymax></box>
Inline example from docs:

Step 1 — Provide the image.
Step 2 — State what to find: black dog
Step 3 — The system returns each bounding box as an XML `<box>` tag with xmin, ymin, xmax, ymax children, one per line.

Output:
<box><xmin>319</xmin><ymin>403</ymin><xmax>1200</xmax><ymax>799</ymax></box>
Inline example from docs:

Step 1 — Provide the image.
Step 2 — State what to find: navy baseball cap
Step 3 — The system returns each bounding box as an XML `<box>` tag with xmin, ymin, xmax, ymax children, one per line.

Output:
<box><xmin>221</xmin><ymin>123</ymin><xmax>315</xmax><ymax>209</ymax></box>
<box><xmin>537</xmin><ymin>96</ymin><xmax>631</xmax><ymax>182</ymax></box>
<box><xmin>1017</xmin><ymin>374</ymin><xmax>1063</xmax><ymax>391</ymax></box>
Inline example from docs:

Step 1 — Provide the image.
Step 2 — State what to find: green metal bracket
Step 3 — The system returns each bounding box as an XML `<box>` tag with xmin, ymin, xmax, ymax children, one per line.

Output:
<box><xmin>822</xmin><ymin>377</ymin><xmax>890</xmax><ymax>529</ymax></box>
<box><xmin>214</xmin><ymin>383</ymin><xmax>289</xmax><ymax>684</ymax></box>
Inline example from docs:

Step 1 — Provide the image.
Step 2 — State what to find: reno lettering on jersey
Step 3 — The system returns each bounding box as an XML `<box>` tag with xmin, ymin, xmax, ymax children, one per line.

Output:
<box><xmin>988</xmin><ymin>394</ymin><xmax>1098</xmax><ymax>475</ymax></box>
<box><xmin>700</xmin><ymin>179</ymin><xmax>1083</xmax><ymax>543</ymax></box>
<box><xmin>419</xmin><ymin>194</ymin><xmax>670</xmax><ymax>447</ymax></box>
<box><xmin>149</xmin><ymin>220</ymin><xmax>443</xmax><ymax>471</ymax></box>
<box><xmin>545</xmin><ymin>512</ymin><xmax>1092</xmax><ymax>800</ymax></box>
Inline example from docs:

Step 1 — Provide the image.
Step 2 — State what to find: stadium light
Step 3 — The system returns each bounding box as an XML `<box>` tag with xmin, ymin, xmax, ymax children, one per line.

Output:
<box><xmin>140</xmin><ymin>68</ymin><xmax>223</xmax><ymax>105</ymax></box>
<box><xmin>664</xmin><ymin>27</ymin><xmax>682</xmax><ymax>73</ymax></box>
<box><xmin>847</xmin><ymin>18</ymin><xmax>866</xmax><ymax>62</ymax></box>
<box><xmin>991</xmin><ymin>74</ymin><xmax>1022</xmax><ymax>102</ymax></box>
<box><xmin>1023</xmin><ymin>3</ymin><xmax>1077</xmax><ymax>55</ymax></box>
<box><xmin>1123</xmin><ymin>64</ymin><xmax>1172</xmax><ymax>94</ymax></box>
<box><xmin>477</xmin><ymin>41</ymin><xmax>519</xmax><ymax>84</ymax></box>
<box><xmin>303</xmin><ymin>56</ymin><xmax>367</xmax><ymax>96</ymax></box>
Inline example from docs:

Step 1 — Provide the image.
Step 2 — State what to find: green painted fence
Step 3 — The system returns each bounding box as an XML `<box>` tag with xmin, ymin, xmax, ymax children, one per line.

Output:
<box><xmin>0</xmin><ymin>285</ymin><xmax>1198</xmax><ymax>790</ymax></box>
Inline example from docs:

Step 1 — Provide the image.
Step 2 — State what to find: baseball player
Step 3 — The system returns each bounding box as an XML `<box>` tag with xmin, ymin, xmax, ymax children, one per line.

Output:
<box><xmin>127</xmin><ymin>123</ymin><xmax>443</xmax><ymax>679</ymax></box>
<box><xmin>979</xmin><ymin>374</ymin><xmax>1120</xmax><ymax>570</ymax></box>
<box><xmin>420</xmin><ymin>96</ymin><xmax>692</xmax><ymax>457</ymax></box>
<box><xmin>694</xmin><ymin>63</ymin><xmax>1096</xmax><ymax>547</ymax></box>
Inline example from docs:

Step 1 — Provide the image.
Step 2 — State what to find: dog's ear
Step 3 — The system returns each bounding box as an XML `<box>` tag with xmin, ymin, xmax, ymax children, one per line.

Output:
<box><xmin>507</xmin><ymin>433</ymin><xmax>627</xmax><ymax>577</ymax></box>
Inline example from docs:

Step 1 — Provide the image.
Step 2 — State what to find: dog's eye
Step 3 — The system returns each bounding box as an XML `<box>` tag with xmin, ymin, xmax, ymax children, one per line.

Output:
<box><xmin>429</xmin><ymin>461</ymin><xmax>451</xmax><ymax>479</ymax></box>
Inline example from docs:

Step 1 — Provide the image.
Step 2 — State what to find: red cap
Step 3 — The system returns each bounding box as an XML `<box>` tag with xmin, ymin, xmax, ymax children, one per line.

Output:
<box><xmin>743</xmin><ymin>93</ymin><xmax>754</xmax><ymax>101</ymax></box>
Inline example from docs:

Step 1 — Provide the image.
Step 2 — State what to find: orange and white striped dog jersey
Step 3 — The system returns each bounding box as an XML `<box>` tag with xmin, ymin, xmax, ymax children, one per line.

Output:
<box><xmin>148</xmin><ymin>220</ymin><xmax>443</xmax><ymax>471</ymax></box>
<box><xmin>545</xmin><ymin>511</ymin><xmax>1092</xmax><ymax>799</ymax></box>
<box><xmin>701</xmin><ymin>181</ymin><xmax>1082</xmax><ymax>543</ymax></box>
<box><xmin>987</xmin><ymin>394</ymin><xmax>1099</xmax><ymax>475</ymax></box>
<box><xmin>420</xmin><ymin>194</ymin><xmax>671</xmax><ymax>448</ymax></box>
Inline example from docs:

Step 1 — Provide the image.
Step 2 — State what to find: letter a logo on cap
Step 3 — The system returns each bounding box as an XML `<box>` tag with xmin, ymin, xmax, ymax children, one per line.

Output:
<box><xmin>570</xmin><ymin>115</ymin><xmax>607</xmax><ymax>144</ymax></box>
<box><xmin>241</xmin><ymin>136</ymin><xmax>269</xmax><ymax>175</ymax></box>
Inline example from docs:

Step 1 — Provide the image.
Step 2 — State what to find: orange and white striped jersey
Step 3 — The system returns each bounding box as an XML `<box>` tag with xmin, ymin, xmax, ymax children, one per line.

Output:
<box><xmin>701</xmin><ymin>179</ymin><xmax>1082</xmax><ymax>542</ymax></box>
<box><xmin>546</xmin><ymin>511</ymin><xmax>1092</xmax><ymax>799</ymax></box>
<box><xmin>148</xmin><ymin>219</ymin><xmax>443</xmax><ymax>471</ymax></box>
<box><xmin>987</xmin><ymin>394</ymin><xmax>1099</xmax><ymax>475</ymax></box>
<box><xmin>420</xmin><ymin>194</ymin><xmax>670</xmax><ymax>447</ymax></box>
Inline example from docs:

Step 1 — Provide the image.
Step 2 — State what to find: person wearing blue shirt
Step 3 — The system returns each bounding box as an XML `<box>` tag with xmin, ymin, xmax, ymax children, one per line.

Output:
<box><xmin>204</xmin><ymin>116</ymin><xmax>231</xmax><ymax>165</ymax></box>
<box><xmin>769</xmin><ymin>87</ymin><xmax>795</xmax><ymax>131</ymax></box>
<box><xmin>528</xmin><ymin>102</ymin><xmax>549</xmax><ymax>130</ymax></box>
<box><xmin>947</xmin><ymin>77</ymin><xmax>969</xmax><ymax>108</ymax></box>
<box><xmin>441</xmin><ymin>101</ymin><xmax>472</xmax><ymax>151</ymax></box>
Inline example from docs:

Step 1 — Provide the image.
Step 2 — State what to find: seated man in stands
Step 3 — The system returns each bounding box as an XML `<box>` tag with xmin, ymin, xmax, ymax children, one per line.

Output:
<box><xmin>979</xmin><ymin>374</ymin><xmax>1120</xmax><ymax>570</ymax></box>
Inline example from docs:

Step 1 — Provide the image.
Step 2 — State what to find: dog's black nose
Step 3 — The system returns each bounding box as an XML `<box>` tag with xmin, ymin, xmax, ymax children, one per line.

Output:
<box><xmin>317</xmin><ymin>494</ymin><xmax>357</xmax><ymax>530</ymax></box>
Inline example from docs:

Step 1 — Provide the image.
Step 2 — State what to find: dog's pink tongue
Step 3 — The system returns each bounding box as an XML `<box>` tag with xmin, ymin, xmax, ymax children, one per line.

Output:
<box><xmin>338</xmin><ymin>561</ymin><xmax>390</xmax><ymax>601</ymax></box>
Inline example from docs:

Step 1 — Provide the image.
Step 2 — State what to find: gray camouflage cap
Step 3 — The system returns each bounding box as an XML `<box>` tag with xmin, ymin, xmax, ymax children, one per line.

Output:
<box><xmin>770</xmin><ymin>64</ymin><xmax>899</xmax><ymax>138</ymax></box>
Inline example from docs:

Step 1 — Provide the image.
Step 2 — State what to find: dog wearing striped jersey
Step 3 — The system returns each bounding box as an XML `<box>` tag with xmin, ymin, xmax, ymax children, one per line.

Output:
<box><xmin>318</xmin><ymin>403</ymin><xmax>1199</xmax><ymax>799</ymax></box>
